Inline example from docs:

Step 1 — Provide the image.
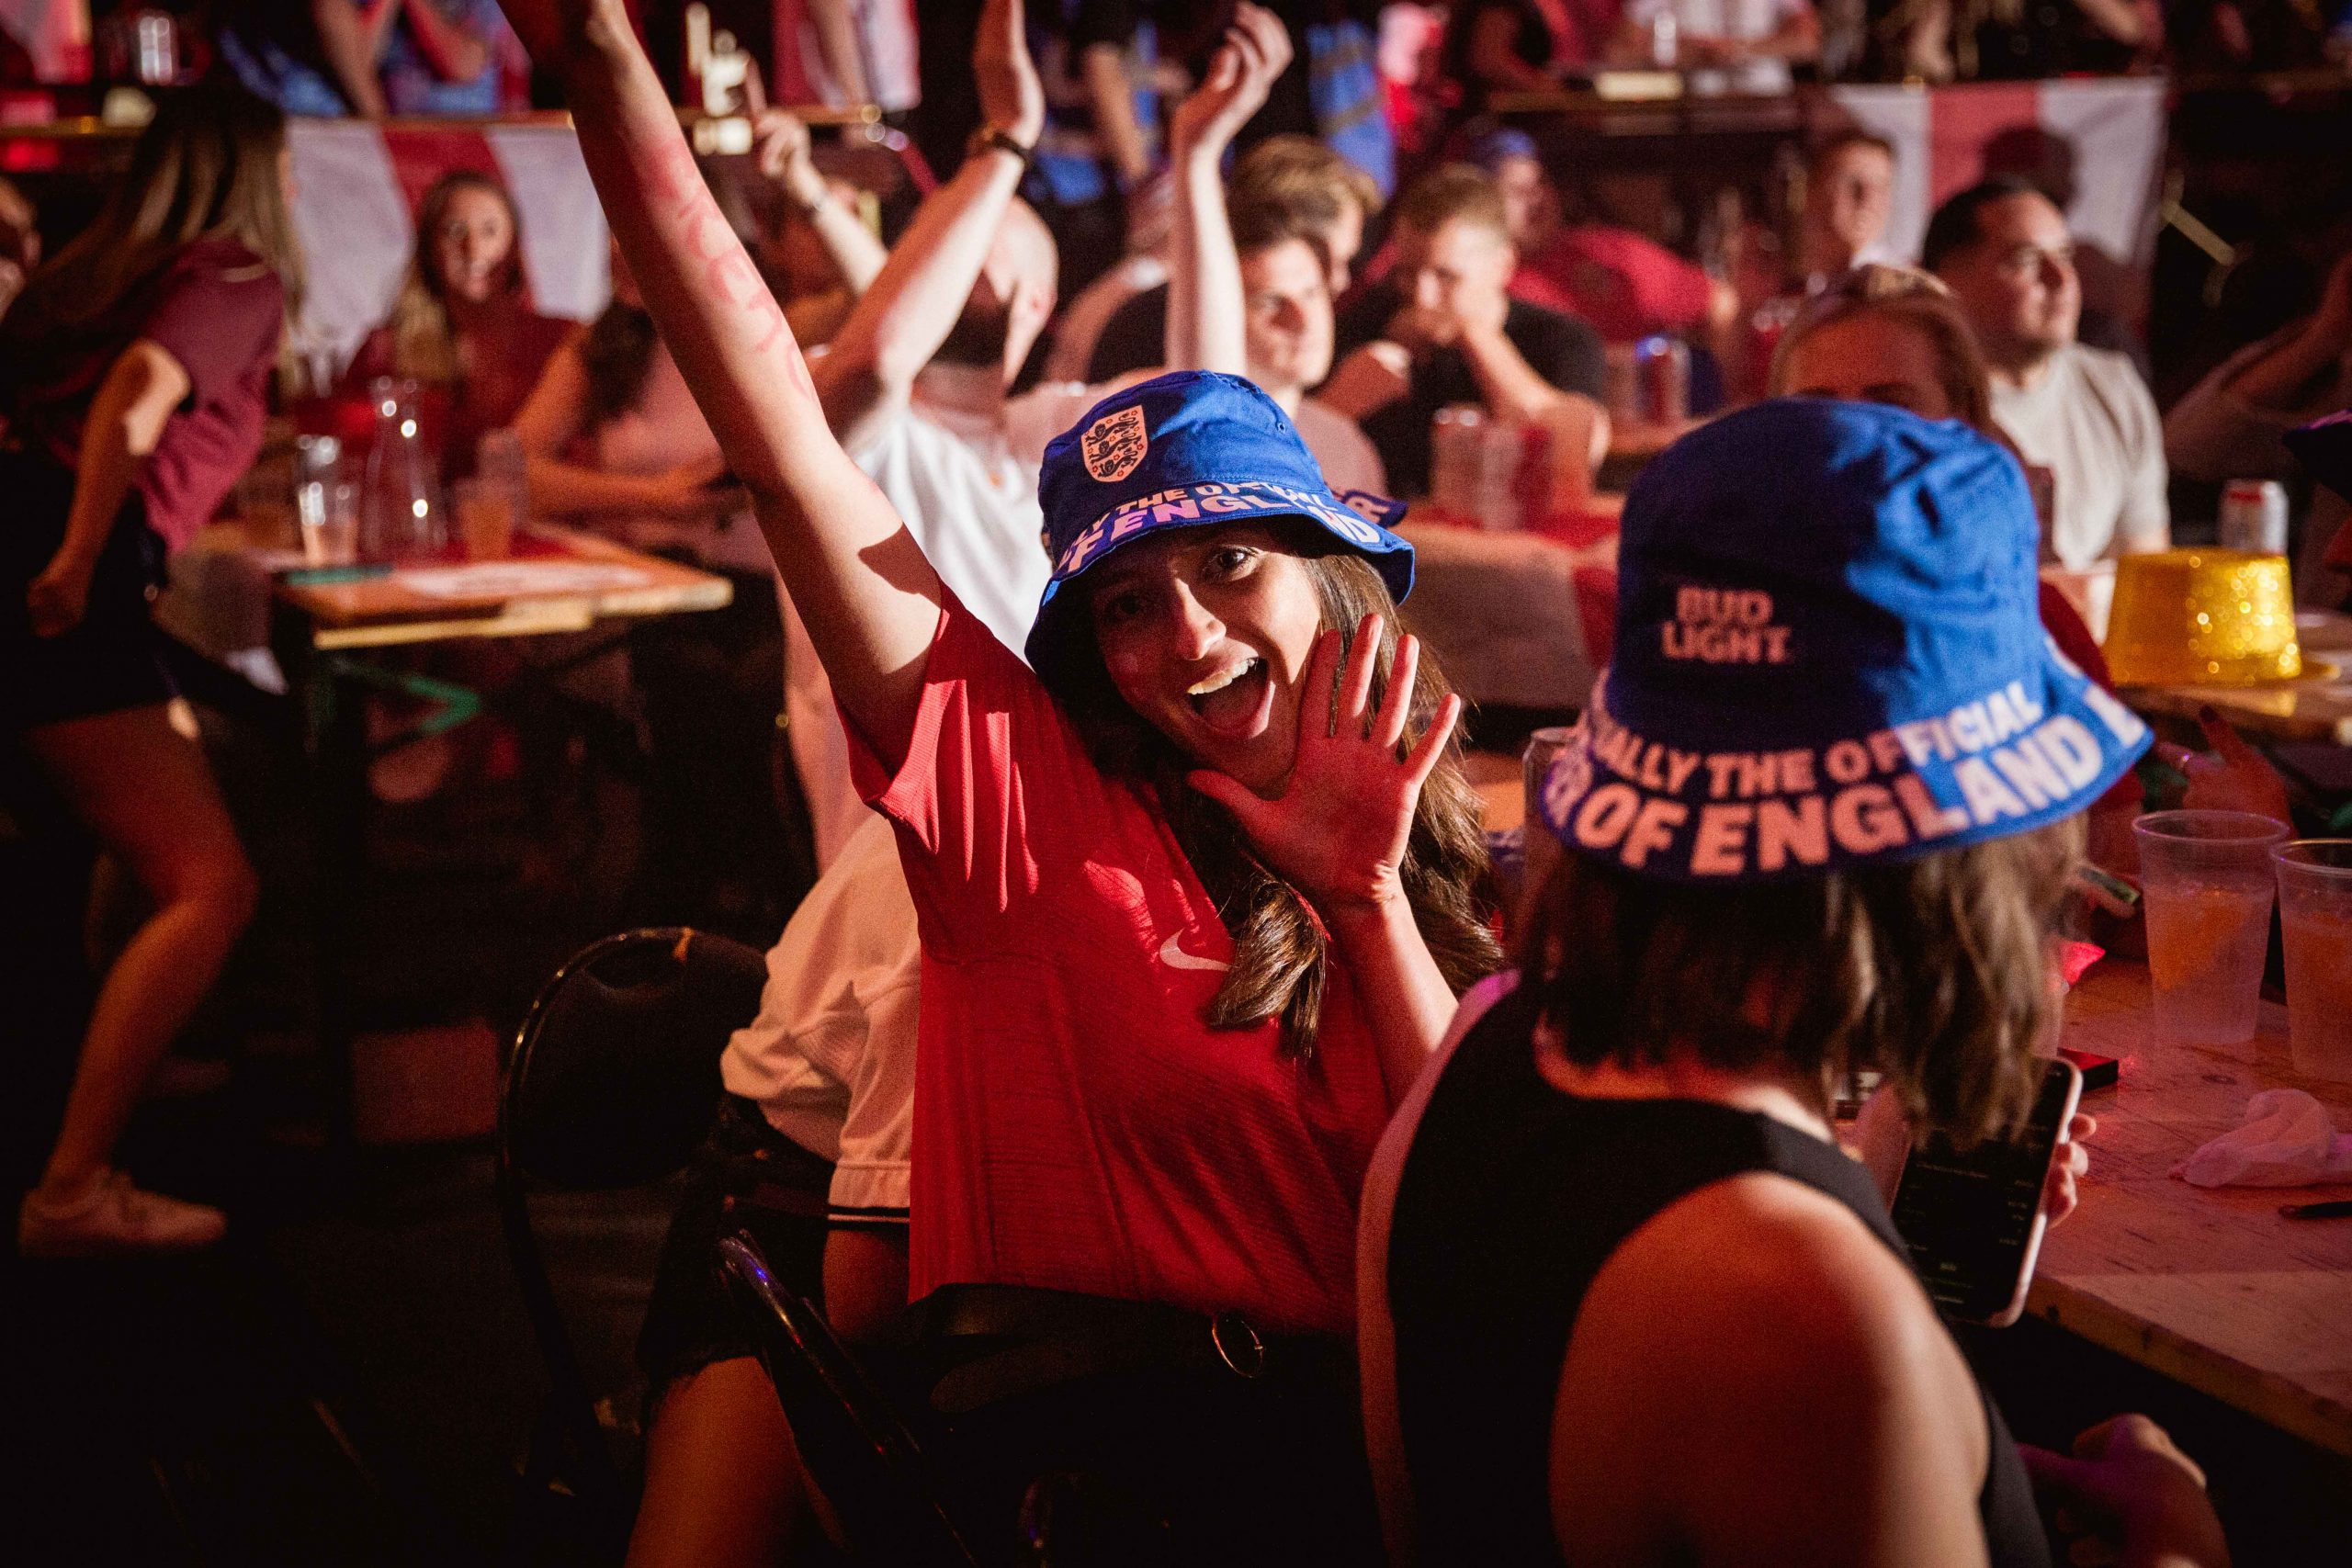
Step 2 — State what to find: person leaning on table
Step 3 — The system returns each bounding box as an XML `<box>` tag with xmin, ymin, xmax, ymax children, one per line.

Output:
<box><xmin>1361</xmin><ymin>399</ymin><xmax>2236</xmax><ymax>1568</ymax></box>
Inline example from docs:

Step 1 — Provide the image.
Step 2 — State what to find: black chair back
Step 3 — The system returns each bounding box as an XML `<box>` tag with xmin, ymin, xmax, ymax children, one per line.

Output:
<box><xmin>496</xmin><ymin>926</ymin><xmax>766</xmax><ymax>1562</ymax></box>
<box><xmin>717</xmin><ymin>1233</ymin><xmax>982</xmax><ymax>1568</ymax></box>
<box><xmin>502</xmin><ymin>927</ymin><xmax>766</xmax><ymax>1190</ymax></box>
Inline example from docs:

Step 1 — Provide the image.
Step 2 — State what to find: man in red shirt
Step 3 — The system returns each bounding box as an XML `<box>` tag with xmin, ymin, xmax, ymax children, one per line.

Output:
<box><xmin>1471</xmin><ymin>126</ymin><xmax>1738</xmax><ymax>345</ymax></box>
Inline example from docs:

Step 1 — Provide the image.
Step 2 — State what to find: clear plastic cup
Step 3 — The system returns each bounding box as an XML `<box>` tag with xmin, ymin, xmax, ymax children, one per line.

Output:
<box><xmin>453</xmin><ymin>477</ymin><xmax>515</xmax><ymax>561</ymax></box>
<box><xmin>2274</xmin><ymin>840</ymin><xmax>2352</xmax><ymax>1082</ymax></box>
<box><xmin>2133</xmin><ymin>810</ymin><xmax>2290</xmax><ymax>1048</ymax></box>
<box><xmin>298</xmin><ymin>479</ymin><xmax>358</xmax><ymax>567</ymax></box>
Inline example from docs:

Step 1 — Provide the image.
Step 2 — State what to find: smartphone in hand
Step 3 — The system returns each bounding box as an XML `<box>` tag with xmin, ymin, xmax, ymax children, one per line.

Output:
<box><xmin>1891</xmin><ymin>1057</ymin><xmax>2083</xmax><ymax>1327</ymax></box>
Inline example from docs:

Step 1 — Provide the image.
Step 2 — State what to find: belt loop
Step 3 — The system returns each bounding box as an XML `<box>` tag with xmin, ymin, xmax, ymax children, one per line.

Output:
<box><xmin>1209</xmin><ymin>1312</ymin><xmax>1265</xmax><ymax>1379</ymax></box>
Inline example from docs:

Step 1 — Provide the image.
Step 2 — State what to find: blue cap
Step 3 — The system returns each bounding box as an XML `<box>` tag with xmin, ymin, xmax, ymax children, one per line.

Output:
<box><xmin>1026</xmin><ymin>371</ymin><xmax>1412</xmax><ymax>670</ymax></box>
<box><xmin>1540</xmin><ymin>399</ymin><xmax>2150</xmax><ymax>881</ymax></box>
<box><xmin>1466</xmin><ymin>127</ymin><xmax>1540</xmax><ymax>172</ymax></box>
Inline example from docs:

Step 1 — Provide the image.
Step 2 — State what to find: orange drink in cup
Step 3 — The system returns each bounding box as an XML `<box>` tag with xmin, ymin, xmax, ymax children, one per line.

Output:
<box><xmin>454</xmin><ymin>477</ymin><xmax>515</xmax><ymax>560</ymax></box>
<box><xmin>2275</xmin><ymin>841</ymin><xmax>2352</xmax><ymax>1081</ymax></box>
<box><xmin>2133</xmin><ymin>810</ymin><xmax>2289</xmax><ymax>1050</ymax></box>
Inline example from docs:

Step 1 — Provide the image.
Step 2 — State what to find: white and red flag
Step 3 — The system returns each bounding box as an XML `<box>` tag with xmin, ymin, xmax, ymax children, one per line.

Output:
<box><xmin>1824</xmin><ymin>78</ymin><xmax>2169</xmax><ymax>326</ymax></box>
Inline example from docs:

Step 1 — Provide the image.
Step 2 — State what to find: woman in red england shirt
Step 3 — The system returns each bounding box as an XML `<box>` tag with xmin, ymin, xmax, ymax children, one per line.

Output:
<box><xmin>3</xmin><ymin>87</ymin><xmax>300</xmax><ymax>1256</ymax></box>
<box><xmin>507</xmin><ymin>0</ymin><xmax>1497</xmax><ymax>1556</ymax></box>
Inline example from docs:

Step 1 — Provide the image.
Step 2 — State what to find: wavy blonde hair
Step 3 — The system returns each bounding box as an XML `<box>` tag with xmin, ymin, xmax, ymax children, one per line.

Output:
<box><xmin>388</xmin><ymin>171</ymin><xmax>524</xmax><ymax>386</ymax></box>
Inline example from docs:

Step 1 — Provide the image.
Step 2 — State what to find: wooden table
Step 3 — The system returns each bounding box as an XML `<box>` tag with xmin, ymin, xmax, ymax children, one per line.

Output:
<box><xmin>2119</xmin><ymin>609</ymin><xmax>2352</xmax><ymax>747</ymax></box>
<box><xmin>275</xmin><ymin>525</ymin><xmax>733</xmax><ymax>649</ymax></box>
<box><xmin>2036</xmin><ymin>961</ymin><xmax>2352</xmax><ymax>1459</ymax></box>
<box><xmin>251</xmin><ymin>526</ymin><xmax>733</xmax><ymax>1149</ymax></box>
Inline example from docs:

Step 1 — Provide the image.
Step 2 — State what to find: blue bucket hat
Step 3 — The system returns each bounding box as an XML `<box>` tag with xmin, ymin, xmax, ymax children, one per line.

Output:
<box><xmin>1540</xmin><ymin>399</ymin><xmax>2150</xmax><ymax>882</ymax></box>
<box><xmin>1025</xmin><ymin>371</ymin><xmax>1412</xmax><ymax>670</ymax></box>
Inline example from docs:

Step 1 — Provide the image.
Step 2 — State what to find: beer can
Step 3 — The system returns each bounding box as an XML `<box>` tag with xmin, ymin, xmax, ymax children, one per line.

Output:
<box><xmin>1634</xmin><ymin>335</ymin><xmax>1690</xmax><ymax>423</ymax></box>
<box><xmin>2220</xmin><ymin>479</ymin><xmax>2288</xmax><ymax>555</ymax></box>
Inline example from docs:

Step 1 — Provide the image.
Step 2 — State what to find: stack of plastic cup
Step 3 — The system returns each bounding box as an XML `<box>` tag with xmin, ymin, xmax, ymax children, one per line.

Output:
<box><xmin>2132</xmin><ymin>810</ymin><xmax>2290</xmax><ymax>1051</ymax></box>
<box><xmin>2274</xmin><ymin>840</ymin><xmax>2352</xmax><ymax>1082</ymax></box>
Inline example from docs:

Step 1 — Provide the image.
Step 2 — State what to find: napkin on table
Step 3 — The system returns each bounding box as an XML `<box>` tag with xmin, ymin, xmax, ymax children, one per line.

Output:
<box><xmin>2174</xmin><ymin>1089</ymin><xmax>2352</xmax><ymax>1188</ymax></box>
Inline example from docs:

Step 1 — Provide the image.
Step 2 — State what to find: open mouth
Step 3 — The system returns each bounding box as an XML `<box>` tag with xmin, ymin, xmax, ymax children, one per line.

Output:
<box><xmin>1186</xmin><ymin>657</ymin><xmax>1272</xmax><ymax>738</ymax></box>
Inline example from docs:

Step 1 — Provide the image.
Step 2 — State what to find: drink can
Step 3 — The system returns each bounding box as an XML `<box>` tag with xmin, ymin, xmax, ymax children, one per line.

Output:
<box><xmin>1648</xmin><ymin>12</ymin><xmax>1678</xmax><ymax>68</ymax></box>
<box><xmin>1634</xmin><ymin>335</ymin><xmax>1690</xmax><ymax>423</ymax></box>
<box><xmin>2220</xmin><ymin>479</ymin><xmax>2288</xmax><ymax>555</ymax></box>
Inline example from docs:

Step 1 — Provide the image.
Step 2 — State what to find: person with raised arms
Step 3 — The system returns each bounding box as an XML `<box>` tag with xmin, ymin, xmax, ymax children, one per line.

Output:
<box><xmin>496</xmin><ymin>0</ymin><xmax>1498</xmax><ymax>1557</ymax></box>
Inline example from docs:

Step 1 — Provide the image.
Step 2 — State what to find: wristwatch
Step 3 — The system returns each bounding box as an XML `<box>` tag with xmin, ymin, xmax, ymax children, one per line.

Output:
<box><xmin>967</xmin><ymin>124</ymin><xmax>1036</xmax><ymax>172</ymax></box>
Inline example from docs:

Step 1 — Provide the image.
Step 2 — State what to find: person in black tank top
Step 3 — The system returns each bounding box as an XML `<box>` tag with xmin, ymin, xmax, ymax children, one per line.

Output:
<box><xmin>1361</xmin><ymin>400</ymin><xmax>2233</xmax><ymax>1568</ymax></box>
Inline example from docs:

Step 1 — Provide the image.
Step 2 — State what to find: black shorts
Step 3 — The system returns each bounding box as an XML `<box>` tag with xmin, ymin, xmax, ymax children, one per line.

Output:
<box><xmin>0</xmin><ymin>449</ymin><xmax>175</xmax><ymax>733</ymax></box>
<box><xmin>636</xmin><ymin>1094</ymin><xmax>837</xmax><ymax>1402</ymax></box>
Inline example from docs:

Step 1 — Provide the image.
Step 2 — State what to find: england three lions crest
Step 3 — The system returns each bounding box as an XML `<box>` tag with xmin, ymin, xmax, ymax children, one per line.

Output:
<box><xmin>1081</xmin><ymin>405</ymin><xmax>1149</xmax><ymax>482</ymax></box>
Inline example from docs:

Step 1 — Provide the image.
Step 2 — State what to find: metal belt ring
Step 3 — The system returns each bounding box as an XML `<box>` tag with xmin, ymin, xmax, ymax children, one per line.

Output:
<box><xmin>1209</xmin><ymin>1311</ymin><xmax>1266</xmax><ymax>1379</ymax></box>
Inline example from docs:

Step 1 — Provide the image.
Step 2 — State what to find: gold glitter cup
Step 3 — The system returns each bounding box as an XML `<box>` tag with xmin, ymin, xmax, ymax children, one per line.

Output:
<box><xmin>2103</xmin><ymin>549</ymin><xmax>2301</xmax><ymax>687</ymax></box>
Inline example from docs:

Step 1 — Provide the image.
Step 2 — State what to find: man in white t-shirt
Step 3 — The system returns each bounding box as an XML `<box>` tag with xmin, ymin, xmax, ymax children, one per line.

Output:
<box><xmin>789</xmin><ymin>7</ymin><xmax>1068</xmax><ymax>868</ymax></box>
<box><xmin>1928</xmin><ymin>177</ymin><xmax>2168</xmax><ymax>570</ymax></box>
<box><xmin>1613</xmin><ymin>0</ymin><xmax>1819</xmax><ymax>96</ymax></box>
<box><xmin>718</xmin><ymin>811</ymin><xmax>917</xmax><ymax>1253</ymax></box>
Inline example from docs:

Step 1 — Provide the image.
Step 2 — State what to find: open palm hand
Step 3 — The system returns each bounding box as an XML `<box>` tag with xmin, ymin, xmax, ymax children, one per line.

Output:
<box><xmin>1188</xmin><ymin>615</ymin><xmax>1461</xmax><ymax>918</ymax></box>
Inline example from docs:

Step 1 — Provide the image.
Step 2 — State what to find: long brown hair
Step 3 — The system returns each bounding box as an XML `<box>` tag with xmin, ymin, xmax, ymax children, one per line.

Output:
<box><xmin>1041</xmin><ymin>531</ymin><xmax>1503</xmax><ymax>1057</ymax></box>
<box><xmin>1517</xmin><ymin>818</ymin><xmax>2080</xmax><ymax>1145</ymax></box>
<box><xmin>6</xmin><ymin>85</ymin><xmax>300</xmax><ymax>343</ymax></box>
<box><xmin>388</xmin><ymin>171</ymin><xmax>524</xmax><ymax>385</ymax></box>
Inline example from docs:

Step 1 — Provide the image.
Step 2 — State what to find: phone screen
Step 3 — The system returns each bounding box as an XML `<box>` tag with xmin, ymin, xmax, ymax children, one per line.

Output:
<box><xmin>1890</xmin><ymin>1058</ymin><xmax>2082</xmax><ymax>1327</ymax></box>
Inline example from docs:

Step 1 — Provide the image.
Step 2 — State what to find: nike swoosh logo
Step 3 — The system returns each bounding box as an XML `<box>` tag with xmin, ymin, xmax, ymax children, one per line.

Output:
<box><xmin>1158</xmin><ymin>932</ymin><xmax>1231</xmax><ymax>973</ymax></box>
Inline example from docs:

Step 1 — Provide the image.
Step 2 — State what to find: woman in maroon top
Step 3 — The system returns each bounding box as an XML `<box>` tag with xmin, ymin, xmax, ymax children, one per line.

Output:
<box><xmin>342</xmin><ymin>169</ymin><xmax>571</xmax><ymax>475</ymax></box>
<box><xmin>3</xmin><ymin>86</ymin><xmax>300</xmax><ymax>1256</ymax></box>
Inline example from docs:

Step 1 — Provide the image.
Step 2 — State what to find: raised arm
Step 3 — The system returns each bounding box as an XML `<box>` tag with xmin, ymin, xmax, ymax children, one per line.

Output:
<box><xmin>1163</xmin><ymin>5</ymin><xmax>1291</xmax><ymax>377</ymax></box>
<box><xmin>500</xmin><ymin>0</ymin><xmax>938</xmax><ymax>762</ymax></box>
<box><xmin>756</xmin><ymin>107</ymin><xmax>888</xmax><ymax>299</ymax></box>
<box><xmin>401</xmin><ymin>0</ymin><xmax>494</xmax><ymax>85</ymax></box>
<box><xmin>810</xmin><ymin>0</ymin><xmax>1046</xmax><ymax>453</ymax></box>
<box><xmin>313</xmin><ymin>0</ymin><xmax>402</xmax><ymax>117</ymax></box>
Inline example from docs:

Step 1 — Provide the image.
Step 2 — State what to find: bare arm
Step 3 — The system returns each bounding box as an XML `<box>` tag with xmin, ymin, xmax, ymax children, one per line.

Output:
<box><xmin>1738</xmin><ymin>5</ymin><xmax>1822</xmax><ymax>62</ymax></box>
<box><xmin>758</xmin><ymin>109</ymin><xmax>888</xmax><ymax>297</ymax></box>
<box><xmin>313</xmin><ymin>0</ymin><xmax>401</xmax><ymax>117</ymax></box>
<box><xmin>1554</xmin><ymin>1179</ymin><xmax>1992</xmax><ymax>1566</ymax></box>
<box><xmin>401</xmin><ymin>0</ymin><xmax>494</xmax><ymax>84</ymax></box>
<box><xmin>1456</xmin><ymin>318</ymin><xmax>1595</xmax><ymax>429</ymax></box>
<box><xmin>1317</xmin><ymin>342</ymin><xmax>1414</xmax><ymax>420</ymax></box>
<box><xmin>1163</xmin><ymin>6</ymin><xmax>1292</xmax><ymax>376</ymax></box>
<box><xmin>501</xmin><ymin>0</ymin><xmax>938</xmax><ymax>763</ymax></box>
<box><xmin>25</xmin><ymin>341</ymin><xmax>188</xmax><ymax>637</ymax></box>
<box><xmin>2216</xmin><ymin>254</ymin><xmax>2352</xmax><ymax>419</ymax></box>
<box><xmin>511</xmin><ymin>337</ymin><xmax>740</xmax><ymax>518</ymax></box>
<box><xmin>1080</xmin><ymin>41</ymin><xmax>1153</xmax><ymax>189</ymax></box>
<box><xmin>803</xmin><ymin>0</ymin><xmax>875</xmax><ymax>105</ymax></box>
<box><xmin>811</xmin><ymin>0</ymin><xmax>1046</xmax><ymax>453</ymax></box>
<box><xmin>2072</xmin><ymin>0</ymin><xmax>2157</xmax><ymax>46</ymax></box>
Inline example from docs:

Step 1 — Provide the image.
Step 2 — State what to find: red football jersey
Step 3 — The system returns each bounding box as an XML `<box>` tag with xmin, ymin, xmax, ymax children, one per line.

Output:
<box><xmin>851</xmin><ymin>598</ymin><xmax>1392</xmax><ymax>1335</ymax></box>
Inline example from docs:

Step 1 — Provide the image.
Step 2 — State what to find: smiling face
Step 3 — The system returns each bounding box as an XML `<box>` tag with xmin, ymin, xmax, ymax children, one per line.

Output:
<box><xmin>432</xmin><ymin>183</ymin><xmax>516</xmax><ymax>306</ymax></box>
<box><xmin>1936</xmin><ymin>191</ymin><xmax>2079</xmax><ymax>368</ymax></box>
<box><xmin>1240</xmin><ymin>237</ymin><xmax>1335</xmax><ymax>400</ymax></box>
<box><xmin>1085</xmin><ymin>524</ymin><xmax>1329</xmax><ymax>795</ymax></box>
